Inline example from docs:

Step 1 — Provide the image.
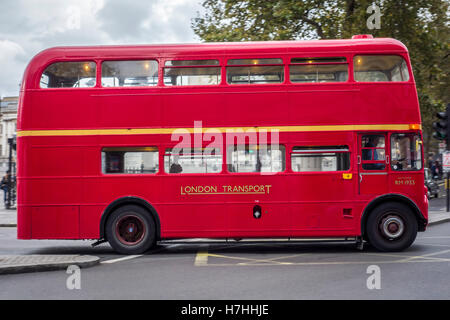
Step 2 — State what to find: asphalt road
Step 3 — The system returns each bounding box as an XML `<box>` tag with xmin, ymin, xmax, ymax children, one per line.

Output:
<box><xmin>0</xmin><ymin>218</ymin><xmax>450</xmax><ymax>299</ymax></box>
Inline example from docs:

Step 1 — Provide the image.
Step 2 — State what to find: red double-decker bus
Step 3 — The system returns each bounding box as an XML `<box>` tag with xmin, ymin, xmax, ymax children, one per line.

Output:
<box><xmin>17</xmin><ymin>35</ymin><xmax>427</xmax><ymax>254</ymax></box>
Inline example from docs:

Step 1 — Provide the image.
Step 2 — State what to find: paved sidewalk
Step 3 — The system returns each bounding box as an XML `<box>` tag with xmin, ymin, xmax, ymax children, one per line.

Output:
<box><xmin>428</xmin><ymin>209</ymin><xmax>450</xmax><ymax>225</ymax></box>
<box><xmin>0</xmin><ymin>255</ymin><xmax>100</xmax><ymax>274</ymax></box>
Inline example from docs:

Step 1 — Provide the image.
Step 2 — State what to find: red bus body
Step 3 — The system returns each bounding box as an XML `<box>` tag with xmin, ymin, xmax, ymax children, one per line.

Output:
<box><xmin>17</xmin><ymin>37</ymin><xmax>428</xmax><ymax>248</ymax></box>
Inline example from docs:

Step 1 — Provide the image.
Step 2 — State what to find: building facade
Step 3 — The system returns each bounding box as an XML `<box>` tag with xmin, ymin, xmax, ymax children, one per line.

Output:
<box><xmin>0</xmin><ymin>96</ymin><xmax>18</xmax><ymax>176</ymax></box>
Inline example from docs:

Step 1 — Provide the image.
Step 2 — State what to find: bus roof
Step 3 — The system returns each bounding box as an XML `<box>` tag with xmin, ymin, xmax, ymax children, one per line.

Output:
<box><xmin>29</xmin><ymin>37</ymin><xmax>407</xmax><ymax>61</ymax></box>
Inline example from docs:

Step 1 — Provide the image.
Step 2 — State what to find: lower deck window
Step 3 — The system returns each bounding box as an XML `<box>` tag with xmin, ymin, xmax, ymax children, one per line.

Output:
<box><xmin>227</xmin><ymin>145</ymin><xmax>285</xmax><ymax>173</ymax></box>
<box><xmin>164</xmin><ymin>148</ymin><xmax>222</xmax><ymax>173</ymax></box>
<box><xmin>291</xmin><ymin>146</ymin><xmax>350</xmax><ymax>172</ymax></box>
<box><xmin>102</xmin><ymin>147</ymin><xmax>159</xmax><ymax>174</ymax></box>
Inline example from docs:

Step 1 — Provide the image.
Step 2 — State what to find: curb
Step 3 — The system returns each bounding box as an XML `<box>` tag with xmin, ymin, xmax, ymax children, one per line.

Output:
<box><xmin>428</xmin><ymin>218</ymin><xmax>450</xmax><ymax>226</ymax></box>
<box><xmin>0</xmin><ymin>255</ymin><xmax>100</xmax><ymax>275</ymax></box>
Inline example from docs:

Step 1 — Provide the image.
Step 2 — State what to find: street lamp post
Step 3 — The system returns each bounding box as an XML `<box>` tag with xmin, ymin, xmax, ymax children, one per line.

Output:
<box><xmin>6</xmin><ymin>135</ymin><xmax>16</xmax><ymax>209</ymax></box>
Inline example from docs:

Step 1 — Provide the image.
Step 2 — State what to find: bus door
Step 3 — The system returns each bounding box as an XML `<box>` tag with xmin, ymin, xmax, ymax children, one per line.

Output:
<box><xmin>358</xmin><ymin>133</ymin><xmax>389</xmax><ymax>195</ymax></box>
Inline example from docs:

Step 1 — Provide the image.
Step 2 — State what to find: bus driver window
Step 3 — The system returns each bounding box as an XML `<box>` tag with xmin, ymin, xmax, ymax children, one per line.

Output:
<box><xmin>391</xmin><ymin>133</ymin><xmax>422</xmax><ymax>171</ymax></box>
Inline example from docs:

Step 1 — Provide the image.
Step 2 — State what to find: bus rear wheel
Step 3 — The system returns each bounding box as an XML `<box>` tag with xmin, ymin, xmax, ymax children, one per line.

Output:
<box><xmin>106</xmin><ymin>205</ymin><xmax>156</xmax><ymax>254</ymax></box>
<box><xmin>366</xmin><ymin>202</ymin><xmax>418</xmax><ymax>252</ymax></box>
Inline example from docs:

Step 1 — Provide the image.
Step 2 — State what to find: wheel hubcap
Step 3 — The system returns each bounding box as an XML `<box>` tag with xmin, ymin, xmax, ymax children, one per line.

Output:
<box><xmin>115</xmin><ymin>215</ymin><xmax>146</xmax><ymax>246</ymax></box>
<box><xmin>381</xmin><ymin>215</ymin><xmax>404</xmax><ymax>239</ymax></box>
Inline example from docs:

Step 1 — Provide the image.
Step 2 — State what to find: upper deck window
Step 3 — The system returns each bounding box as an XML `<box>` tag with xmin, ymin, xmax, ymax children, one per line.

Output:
<box><xmin>290</xmin><ymin>57</ymin><xmax>348</xmax><ymax>83</ymax></box>
<box><xmin>227</xmin><ymin>58</ymin><xmax>284</xmax><ymax>84</ymax></box>
<box><xmin>101</xmin><ymin>60</ymin><xmax>158</xmax><ymax>87</ymax></box>
<box><xmin>354</xmin><ymin>55</ymin><xmax>410</xmax><ymax>82</ymax></box>
<box><xmin>40</xmin><ymin>61</ymin><xmax>96</xmax><ymax>88</ymax></box>
<box><xmin>164</xmin><ymin>59</ymin><xmax>220</xmax><ymax>86</ymax></box>
<box><xmin>291</xmin><ymin>57</ymin><xmax>346</xmax><ymax>64</ymax></box>
<box><xmin>165</xmin><ymin>60</ymin><xmax>219</xmax><ymax>67</ymax></box>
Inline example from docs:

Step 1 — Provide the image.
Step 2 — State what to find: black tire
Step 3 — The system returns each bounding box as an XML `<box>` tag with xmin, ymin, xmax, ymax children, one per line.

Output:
<box><xmin>106</xmin><ymin>205</ymin><xmax>156</xmax><ymax>254</ymax></box>
<box><xmin>365</xmin><ymin>202</ymin><xmax>418</xmax><ymax>252</ymax></box>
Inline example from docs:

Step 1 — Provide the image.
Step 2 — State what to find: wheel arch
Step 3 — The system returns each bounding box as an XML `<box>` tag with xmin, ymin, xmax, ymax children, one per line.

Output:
<box><xmin>361</xmin><ymin>193</ymin><xmax>427</xmax><ymax>236</ymax></box>
<box><xmin>100</xmin><ymin>196</ymin><xmax>161</xmax><ymax>240</ymax></box>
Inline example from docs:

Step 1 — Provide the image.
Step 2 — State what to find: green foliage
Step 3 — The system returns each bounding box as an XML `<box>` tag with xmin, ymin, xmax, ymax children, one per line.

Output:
<box><xmin>192</xmin><ymin>0</ymin><xmax>450</xmax><ymax>157</ymax></box>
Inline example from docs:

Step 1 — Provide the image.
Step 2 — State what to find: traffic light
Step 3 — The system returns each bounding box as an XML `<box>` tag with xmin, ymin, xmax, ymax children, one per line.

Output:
<box><xmin>433</xmin><ymin>104</ymin><xmax>450</xmax><ymax>143</ymax></box>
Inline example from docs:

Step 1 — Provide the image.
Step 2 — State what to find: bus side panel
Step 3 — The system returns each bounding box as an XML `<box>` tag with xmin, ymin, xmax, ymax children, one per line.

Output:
<box><xmin>17</xmin><ymin>206</ymin><xmax>32</xmax><ymax>239</ymax></box>
<box><xmin>79</xmin><ymin>205</ymin><xmax>104</xmax><ymax>239</ymax></box>
<box><xmin>31</xmin><ymin>206</ymin><xmax>79</xmax><ymax>239</ymax></box>
<box><xmin>28</xmin><ymin>90</ymin><xmax>97</xmax><ymax>130</ymax></box>
<box><xmin>159</xmin><ymin>175</ymin><xmax>228</xmax><ymax>238</ymax></box>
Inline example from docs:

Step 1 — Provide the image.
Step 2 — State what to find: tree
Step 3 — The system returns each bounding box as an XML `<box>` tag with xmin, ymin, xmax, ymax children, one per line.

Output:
<box><xmin>192</xmin><ymin>0</ymin><xmax>450</xmax><ymax>160</ymax></box>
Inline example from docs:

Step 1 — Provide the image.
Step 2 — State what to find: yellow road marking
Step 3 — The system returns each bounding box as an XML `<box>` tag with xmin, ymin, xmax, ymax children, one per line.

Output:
<box><xmin>194</xmin><ymin>248</ymin><xmax>209</xmax><ymax>266</ymax></box>
<box><xmin>206</xmin><ymin>253</ymin><xmax>295</xmax><ymax>265</ymax></box>
<box><xmin>395</xmin><ymin>249</ymin><xmax>450</xmax><ymax>263</ymax></box>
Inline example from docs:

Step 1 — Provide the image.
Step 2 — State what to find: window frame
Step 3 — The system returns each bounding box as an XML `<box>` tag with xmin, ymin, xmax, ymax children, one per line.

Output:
<box><xmin>352</xmin><ymin>54</ymin><xmax>412</xmax><ymax>83</ymax></box>
<box><xmin>163</xmin><ymin>147</ymin><xmax>224</xmax><ymax>174</ymax></box>
<box><xmin>226</xmin><ymin>144</ymin><xmax>286</xmax><ymax>174</ymax></box>
<box><xmin>390</xmin><ymin>132</ymin><xmax>423</xmax><ymax>172</ymax></box>
<box><xmin>162</xmin><ymin>59</ymin><xmax>222</xmax><ymax>87</ymax></box>
<box><xmin>225</xmin><ymin>57</ymin><xmax>286</xmax><ymax>86</ymax></box>
<box><xmin>288</xmin><ymin>57</ymin><xmax>349</xmax><ymax>84</ymax></box>
<box><xmin>100</xmin><ymin>59</ymin><xmax>160</xmax><ymax>89</ymax></box>
<box><xmin>101</xmin><ymin>146</ymin><xmax>160</xmax><ymax>175</ymax></box>
<box><xmin>360</xmin><ymin>134</ymin><xmax>387</xmax><ymax>171</ymax></box>
<box><xmin>290</xmin><ymin>145</ymin><xmax>352</xmax><ymax>173</ymax></box>
<box><xmin>39</xmin><ymin>60</ymin><xmax>98</xmax><ymax>89</ymax></box>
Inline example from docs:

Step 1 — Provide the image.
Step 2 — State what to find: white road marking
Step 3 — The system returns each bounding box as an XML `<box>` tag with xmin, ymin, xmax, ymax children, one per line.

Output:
<box><xmin>419</xmin><ymin>236</ymin><xmax>450</xmax><ymax>239</ymax></box>
<box><xmin>101</xmin><ymin>255</ymin><xmax>143</xmax><ymax>264</ymax></box>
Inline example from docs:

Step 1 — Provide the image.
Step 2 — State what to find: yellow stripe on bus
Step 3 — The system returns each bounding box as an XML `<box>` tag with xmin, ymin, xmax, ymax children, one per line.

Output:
<box><xmin>16</xmin><ymin>124</ymin><xmax>421</xmax><ymax>137</ymax></box>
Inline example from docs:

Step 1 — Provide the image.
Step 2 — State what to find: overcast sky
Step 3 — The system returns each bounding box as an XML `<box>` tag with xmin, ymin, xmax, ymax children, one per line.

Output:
<box><xmin>0</xmin><ymin>0</ymin><xmax>203</xmax><ymax>98</ymax></box>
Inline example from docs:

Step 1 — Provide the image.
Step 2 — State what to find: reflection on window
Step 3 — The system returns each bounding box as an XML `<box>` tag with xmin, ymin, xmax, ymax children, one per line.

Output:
<box><xmin>164</xmin><ymin>148</ymin><xmax>222</xmax><ymax>173</ymax></box>
<box><xmin>164</xmin><ymin>67</ymin><xmax>220</xmax><ymax>86</ymax></box>
<box><xmin>165</xmin><ymin>60</ymin><xmax>219</xmax><ymax>66</ymax></box>
<box><xmin>290</xmin><ymin>64</ymin><xmax>348</xmax><ymax>83</ymax></box>
<box><xmin>361</xmin><ymin>135</ymin><xmax>385</xmax><ymax>170</ymax></box>
<box><xmin>40</xmin><ymin>62</ymin><xmax>96</xmax><ymax>88</ymax></box>
<box><xmin>354</xmin><ymin>55</ymin><xmax>410</xmax><ymax>82</ymax></box>
<box><xmin>291</xmin><ymin>57</ymin><xmax>346</xmax><ymax>64</ymax></box>
<box><xmin>391</xmin><ymin>133</ymin><xmax>422</xmax><ymax>171</ymax></box>
<box><xmin>228</xmin><ymin>58</ymin><xmax>283</xmax><ymax>65</ymax></box>
<box><xmin>291</xmin><ymin>146</ymin><xmax>350</xmax><ymax>172</ymax></box>
<box><xmin>101</xmin><ymin>60</ymin><xmax>158</xmax><ymax>87</ymax></box>
<box><xmin>227</xmin><ymin>58</ymin><xmax>284</xmax><ymax>84</ymax></box>
<box><xmin>227</xmin><ymin>145</ymin><xmax>285</xmax><ymax>173</ymax></box>
<box><xmin>227</xmin><ymin>66</ymin><xmax>284</xmax><ymax>84</ymax></box>
<box><xmin>102</xmin><ymin>147</ymin><xmax>159</xmax><ymax>174</ymax></box>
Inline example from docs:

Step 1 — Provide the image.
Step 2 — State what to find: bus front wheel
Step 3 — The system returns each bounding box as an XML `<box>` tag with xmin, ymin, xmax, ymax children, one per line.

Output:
<box><xmin>365</xmin><ymin>202</ymin><xmax>418</xmax><ymax>252</ymax></box>
<box><xmin>106</xmin><ymin>205</ymin><xmax>156</xmax><ymax>254</ymax></box>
